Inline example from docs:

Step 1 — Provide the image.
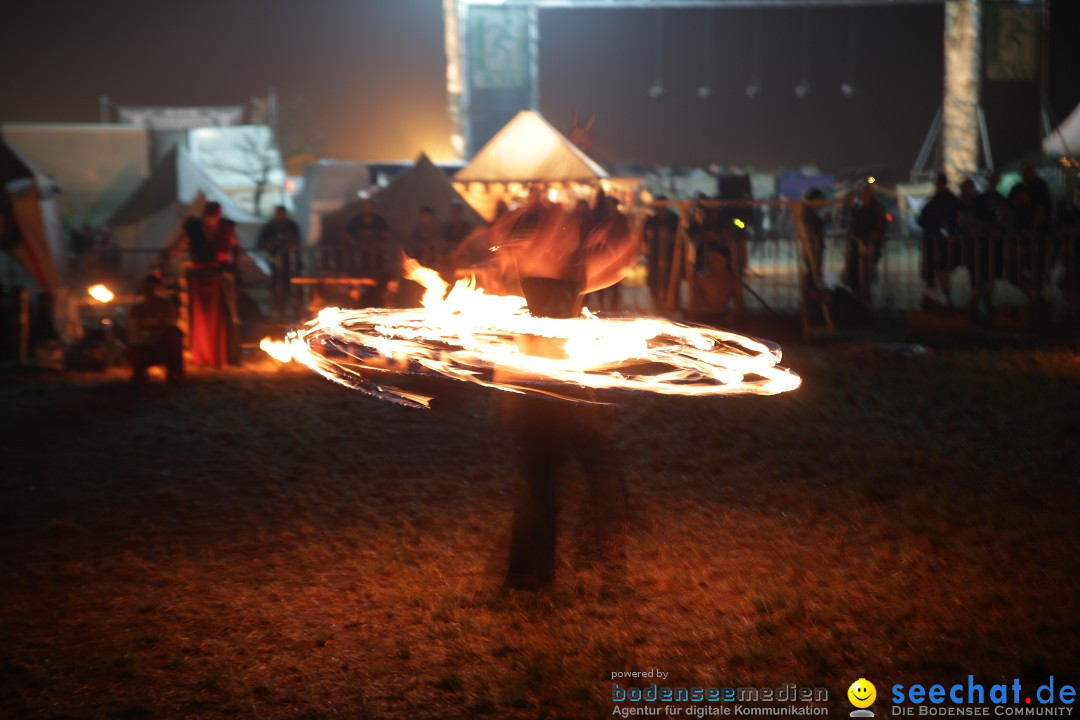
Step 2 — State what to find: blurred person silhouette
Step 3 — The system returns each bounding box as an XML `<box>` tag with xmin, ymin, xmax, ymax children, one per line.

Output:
<box><xmin>256</xmin><ymin>205</ymin><xmax>303</xmax><ymax>319</ymax></box>
<box><xmin>975</xmin><ymin>171</ymin><xmax>1009</xmax><ymax>310</ymax></box>
<box><xmin>1019</xmin><ymin>164</ymin><xmax>1052</xmax><ymax>299</ymax></box>
<box><xmin>844</xmin><ymin>183</ymin><xmax>887</xmax><ymax>304</ymax></box>
<box><xmin>127</xmin><ymin>273</ymin><xmax>183</xmax><ymax>384</ymax></box>
<box><xmin>344</xmin><ymin>199</ymin><xmax>391</xmax><ymax>277</ymax></box>
<box><xmin>495</xmin><ymin>194</ymin><xmax>638</xmax><ymax>590</ymax></box>
<box><xmin>800</xmin><ymin>188</ymin><xmax>828</xmax><ymax>296</ymax></box>
<box><xmin>162</xmin><ymin>201</ymin><xmax>238</xmax><ymax>367</ymax></box>
<box><xmin>918</xmin><ymin>173</ymin><xmax>960</xmax><ymax>308</ymax></box>
<box><xmin>443</xmin><ymin>199</ymin><xmax>474</xmax><ymax>250</ymax></box>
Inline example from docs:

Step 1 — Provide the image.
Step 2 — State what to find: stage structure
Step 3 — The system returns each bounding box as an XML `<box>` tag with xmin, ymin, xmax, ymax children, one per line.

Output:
<box><xmin>444</xmin><ymin>0</ymin><xmax>1046</xmax><ymax>185</ymax></box>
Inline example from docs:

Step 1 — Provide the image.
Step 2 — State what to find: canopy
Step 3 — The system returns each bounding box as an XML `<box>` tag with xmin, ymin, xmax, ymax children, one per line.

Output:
<box><xmin>454</xmin><ymin>110</ymin><xmax>608</xmax><ymax>183</ymax></box>
<box><xmin>322</xmin><ymin>153</ymin><xmax>484</xmax><ymax>247</ymax></box>
<box><xmin>1043</xmin><ymin>101</ymin><xmax>1080</xmax><ymax>157</ymax></box>
<box><xmin>1</xmin><ymin>139</ymin><xmax>64</xmax><ymax>292</ymax></box>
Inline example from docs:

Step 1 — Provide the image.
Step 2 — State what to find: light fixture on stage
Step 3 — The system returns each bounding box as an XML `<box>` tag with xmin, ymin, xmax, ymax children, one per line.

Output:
<box><xmin>794</xmin><ymin>82</ymin><xmax>811</xmax><ymax>99</ymax></box>
<box><xmin>697</xmin><ymin>86</ymin><xmax>712</xmax><ymax>100</ymax></box>
<box><xmin>841</xmin><ymin>82</ymin><xmax>856</xmax><ymax>97</ymax></box>
<box><xmin>649</xmin><ymin>9</ymin><xmax>666</xmax><ymax>101</ymax></box>
<box><xmin>745</xmin><ymin>83</ymin><xmax>761</xmax><ymax>99</ymax></box>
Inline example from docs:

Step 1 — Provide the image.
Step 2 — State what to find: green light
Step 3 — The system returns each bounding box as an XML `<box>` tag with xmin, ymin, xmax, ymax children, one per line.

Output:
<box><xmin>733</xmin><ymin>218</ymin><xmax>746</xmax><ymax>229</ymax></box>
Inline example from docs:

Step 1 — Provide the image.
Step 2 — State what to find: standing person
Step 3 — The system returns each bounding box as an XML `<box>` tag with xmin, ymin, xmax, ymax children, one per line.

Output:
<box><xmin>442</xmin><ymin>199</ymin><xmax>474</xmax><ymax>250</ymax></box>
<box><xmin>127</xmin><ymin>274</ymin><xmax>183</xmax><ymax>384</ymax></box>
<box><xmin>1020</xmin><ymin>164</ymin><xmax>1052</xmax><ymax>299</ymax></box>
<box><xmin>975</xmin><ymin>171</ymin><xmax>1009</xmax><ymax>309</ymax></box>
<box><xmin>645</xmin><ymin>197</ymin><xmax>680</xmax><ymax>308</ymax></box>
<box><xmin>257</xmin><ymin>205</ymin><xmax>303</xmax><ymax>319</ymax></box>
<box><xmin>844</xmin><ymin>183</ymin><xmax>887</xmax><ymax>303</ymax></box>
<box><xmin>162</xmin><ymin>201</ymin><xmax>238</xmax><ymax>367</ymax></box>
<box><xmin>344</xmin><ymin>200</ymin><xmax>392</xmax><ymax>277</ymax></box>
<box><xmin>919</xmin><ymin>173</ymin><xmax>960</xmax><ymax>306</ymax></box>
<box><xmin>800</xmin><ymin>188</ymin><xmax>828</xmax><ymax>294</ymax></box>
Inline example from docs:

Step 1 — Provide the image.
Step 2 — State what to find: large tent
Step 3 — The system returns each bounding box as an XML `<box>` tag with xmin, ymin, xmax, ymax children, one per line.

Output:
<box><xmin>452</xmin><ymin>110</ymin><xmax>629</xmax><ymax>220</ymax></box>
<box><xmin>1</xmin><ymin>123</ymin><xmax>149</xmax><ymax>225</ymax></box>
<box><xmin>320</xmin><ymin>153</ymin><xmax>484</xmax><ymax>249</ymax></box>
<box><xmin>107</xmin><ymin>146</ymin><xmax>266</xmax><ymax>283</ymax></box>
<box><xmin>1</xmin><ymin>139</ymin><xmax>65</xmax><ymax>292</ymax></box>
<box><xmin>455</xmin><ymin>110</ymin><xmax>608</xmax><ymax>184</ymax></box>
<box><xmin>1043</xmin><ymin>101</ymin><xmax>1080</xmax><ymax>157</ymax></box>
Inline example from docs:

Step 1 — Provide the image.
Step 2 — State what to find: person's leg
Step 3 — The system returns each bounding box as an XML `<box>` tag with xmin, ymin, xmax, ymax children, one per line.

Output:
<box><xmin>129</xmin><ymin>345</ymin><xmax>149</xmax><ymax>383</ymax></box>
<box><xmin>507</xmin><ymin>398</ymin><xmax>565</xmax><ymax>589</ymax></box>
<box><xmin>162</xmin><ymin>327</ymin><xmax>184</xmax><ymax>383</ymax></box>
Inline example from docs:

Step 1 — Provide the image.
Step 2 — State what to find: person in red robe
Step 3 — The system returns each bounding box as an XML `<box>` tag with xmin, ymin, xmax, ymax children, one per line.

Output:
<box><xmin>163</xmin><ymin>202</ymin><xmax>238</xmax><ymax>367</ymax></box>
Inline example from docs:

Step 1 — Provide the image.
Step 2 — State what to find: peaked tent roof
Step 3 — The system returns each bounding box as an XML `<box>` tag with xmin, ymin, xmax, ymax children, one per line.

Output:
<box><xmin>322</xmin><ymin>153</ymin><xmax>485</xmax><ymax>245</ymax></box>
<box><xmin>374</xmin><ymin>153</ymin><xmax>486</xmax><ymax>239</ymax></box>
<box><xmin>1</xmin><ymin>138</ymin><xmax>64</xmax><ymax>291</ymax></box>
<box><xmin>1043</xmin><ymin>101</ymin><xmax>1080</xmax><ymax>157</ymax></box>
<box><xmin>454</xmin><ymin>110</ymin><xmax>608</xmax><ymax>183</ymax></box>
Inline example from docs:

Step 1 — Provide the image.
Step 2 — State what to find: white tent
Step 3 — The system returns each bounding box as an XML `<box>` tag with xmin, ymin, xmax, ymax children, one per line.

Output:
<box><xmin>1</xmin><ymin>123</ymin><xmax>149</xmax><ymax>225</ymax></box>
<box><xmin>1043</xmin><ymin>102</ymin><xmax>1080</xmax><ymax>157</ymax></box>
<box><xmin>321</xmin><ymin>153</ymin><xmax>484</xmax><ymax>247</ymax></box>
<box><xmin>1</xmin><ymin>139</ymin><xmax>65</xmax><ymax>292</ymax></box>
<box><xmin>107</xmin><ymin>146</ymin><xmax>266</xmax><ymax>282</ymax></box>
<box><xmin>455</xmin><ymin>110</ymin><xmax>608</xmax><ymax>183</ymax></box>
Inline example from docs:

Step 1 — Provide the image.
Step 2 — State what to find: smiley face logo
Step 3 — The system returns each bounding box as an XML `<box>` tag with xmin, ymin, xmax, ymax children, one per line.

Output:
<box><xmin>848</xmin><ymin>678</ymin><xmax>876</xmax><ymax>710</ymax></box>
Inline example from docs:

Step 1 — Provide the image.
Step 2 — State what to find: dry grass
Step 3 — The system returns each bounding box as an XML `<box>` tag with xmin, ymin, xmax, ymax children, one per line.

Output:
<box><xmin>1</xmin><ymin>346</ymin><xmax>1078</xmax><ymax>719</ymax></box>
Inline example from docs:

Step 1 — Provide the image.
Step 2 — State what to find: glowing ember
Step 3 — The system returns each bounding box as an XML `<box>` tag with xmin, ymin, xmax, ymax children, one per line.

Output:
<box><xmin>278</xmin><ymin>261</ymin><xmax>801</xmax><ymax>409</ymax></box>
<box><xmin>260</xmin><ymin>336</ymin><xmax>296</xmax><ymax>363</ymax></box>
<box><xmin>88</xmin><ymin>284</ymin><xmax>114</xmax><ymax>303</ymax></box>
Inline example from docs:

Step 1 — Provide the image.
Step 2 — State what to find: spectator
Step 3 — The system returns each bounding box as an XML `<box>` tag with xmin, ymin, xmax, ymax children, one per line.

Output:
<box><xmin>443</xmin><ymin>199</ymin><xmax>474</xmax><ymax>249</ymax></box>
<box><xmin>344</xmin><ymin>199</ymin><xmax>392</xmax><ymax>278</ymax></box>
<box><xmin>919</xmin><ymin>173</ymin><xmax>960</xmax><ymax>307</ymax></box>
<box><xmin>800</xmin><ymin>188</ymin><xmax>828</xmax><ymax>294</ymax></box>
<box><xmin>975</xmin><ymin>171</ymin><xmax>1009</xmax><ymax>306</ymax></box>
<box><xmin>127</xmin><ymin>274</ymin><xmax>183</xmax><ymax>384</ymax></box>
<box><xmin>844</xmin><ymin>183</ymin><xmax>887</xmax><ymax>303</ymax></box>
<box><xmin>257</xmin><ymin>205</ymin><xmax>303</xmax><ymax>319</ymax></box>
<box><xmin>645</xmin><ymin>196</ymin><xmax>680</xmax><ymax>306</ymax></box>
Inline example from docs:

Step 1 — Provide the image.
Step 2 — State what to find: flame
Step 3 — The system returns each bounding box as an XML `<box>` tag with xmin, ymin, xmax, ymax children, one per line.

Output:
<box><xmin>88</xmin><ymin>284</ymin><xmax>114</xmax><ymax>303</ymax></box>
<box><xmin>275</xmin><ymin>260</ymin><xmax>801</xmax><ymax>409</ymax></box>
<box><xmin>260</xmin><ymin>336</ymin><xmax>296</xmax><ymax>363</ymax></box>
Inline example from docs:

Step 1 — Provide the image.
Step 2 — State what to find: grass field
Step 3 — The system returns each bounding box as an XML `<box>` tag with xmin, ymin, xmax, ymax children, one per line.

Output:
<box><xmin>1</xmin><ymin>345</ymin><xmax>1078</xmax><ymax>719</ymax></box>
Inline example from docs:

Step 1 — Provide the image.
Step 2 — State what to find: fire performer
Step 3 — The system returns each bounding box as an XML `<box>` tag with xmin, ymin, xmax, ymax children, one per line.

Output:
<box><xmin>161</xmin><ymin>202</ymin><xmax>239</xmax><ymax>367</ymax></box>
<box><xmin>498</xmin><ymin>192</ymin><xmax>639</xmax><ymax>590</ymax></box>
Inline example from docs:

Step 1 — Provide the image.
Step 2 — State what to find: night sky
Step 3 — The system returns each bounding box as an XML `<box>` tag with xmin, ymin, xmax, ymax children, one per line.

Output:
<box><xmin>3</xmin><ymin>0</ymin><xmax>1078</xmax><ymax>178</ymax></box>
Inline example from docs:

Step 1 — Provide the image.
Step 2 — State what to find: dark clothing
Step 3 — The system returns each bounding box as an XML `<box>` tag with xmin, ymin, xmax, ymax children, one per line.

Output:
<box><xmin>443</xmin><ymin>219</ymin><xmax>474</xmax><ymax>248</ymax></box>
<box><xmin>344</xmin><ymin>211</ymin><xmax>391</xmax><ymax>278</ymax></box>
<box><xmin>183</xmin><ymin>217</ymin><xmax>237</xmax><ymax>267</ymax></box>
<box><xmin>919</xmin><ymin>189</ymin><xmax>960</xmax><ymax>285</ymax></box>
<box><xmin>844</xmin><ymin>196</ymin><xmax>887</xmax><ymax>297</ymax></box>
<box><xmin>129</xmin><ymin>327</ymin><xmax>184</xmax><ymax>383</ymax></box>
<box><xmin>128</xmin><ymin>295</ymin><xmax>182</xmax><ymax>382</ymax></box>
<box><xmin>801</xmin><ymin>205</ymin><xmax>826</xmax><ymax>287</ymax></box>
<box><xmin>257</xmin><ymin>218</ymin><xmax>303</xmax><ymax>317</ymax></box>
<box><xmin>645</xmin><ymin>207</ymin><xmax>680</xmax><ymax>303</ymax></box>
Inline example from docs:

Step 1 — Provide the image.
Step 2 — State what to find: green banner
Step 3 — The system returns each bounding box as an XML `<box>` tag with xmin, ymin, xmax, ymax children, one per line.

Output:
<box><xmin>470</xmin><ymin>6</ymin><xmax>529</xmax><ymax>90</ymax></box>
<box><xmin>985</xmin><ymin>5</ymin><xmax>1038</xmax><ymax>82</ymax></box>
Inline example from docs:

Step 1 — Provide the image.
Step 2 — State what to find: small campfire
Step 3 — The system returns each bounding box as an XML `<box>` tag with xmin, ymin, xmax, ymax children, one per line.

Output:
<box><xmin>87</xmin><ymin>284</ymin><xmax>115</xmax><ymax>304</ymax></box>
<box><xmin>264</xmin><ymin>258</ymin><xmax>800</xmax><ymax>408</ymax></box>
